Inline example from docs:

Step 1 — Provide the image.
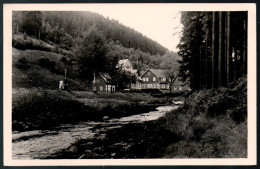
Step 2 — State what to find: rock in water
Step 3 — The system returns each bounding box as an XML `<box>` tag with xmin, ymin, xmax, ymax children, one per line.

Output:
<box><xmin>103</xmin><ymin>116</ymin><xmax>109</xmax><ymax>120</ymax></box>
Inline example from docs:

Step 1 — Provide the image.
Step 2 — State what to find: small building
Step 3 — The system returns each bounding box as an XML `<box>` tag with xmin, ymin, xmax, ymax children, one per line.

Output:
<box><xmin>170</xmin><ymin>72</ymin><xmax>190</xmax><ymax>93</ymax></box>
<box><xmin>140</xmin><ymin>69</ymin><xmax>171</xmax><ymax>91</ymax></box>
<box><xmin>91</xmin><ymin>72</ymin><xmax>115</xmax><ymax>92</ymax></box>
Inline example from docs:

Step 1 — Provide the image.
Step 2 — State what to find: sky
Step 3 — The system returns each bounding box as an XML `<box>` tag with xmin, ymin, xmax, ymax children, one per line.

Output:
<box><xmin>82</xmin><ymin>4</ymin><xmax>183</xmax><ymax>52</ymax></box>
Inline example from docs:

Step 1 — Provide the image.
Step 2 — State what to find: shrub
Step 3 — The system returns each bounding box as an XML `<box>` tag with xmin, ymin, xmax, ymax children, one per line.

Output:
<box><xmin>16</xmin><ymin>57</ymin><xmax>30</xmax><ymax>70</ymax></box>
<box><xmin>12</xmin><ymin>34</ymin><xmax>53</xmax><ymax>52</ymax></box>
<box><xmin>12</xmin><ymin>90</ymin><xmax>87</xmax><ymax>131</ymax></box>
<box><xmin>160</xmin><ymin>76</ymin><xmax>247</xmax><ymax>158</ymax></box>
<box><xmin>37</xmin><ymin>57</ymin><xmax>56</xmax><ymax>71</ymax></box>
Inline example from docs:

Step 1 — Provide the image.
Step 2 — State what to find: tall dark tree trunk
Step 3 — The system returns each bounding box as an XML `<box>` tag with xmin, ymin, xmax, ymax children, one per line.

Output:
<box><xmin>199</xmin><ymin>45</ymin><xmax>202</xmax><ymax>89</ymax></box>
<box><xmin>242</xmin><ymin>12</ymin><xmax>247</xmax><ymax>75</ymax></box>
<box><xmin>226</xmin><ymin>12</ymin><xmax>231</xmax><ymax>84</ymax></box>
<box><xmin>218</xmin><ymin>12</ymin><xmax>222</xmax><ymax>87</ymax></box>
<box><xmin>212</xmin><ymin>12</ymin><xmax>216</xmax><ymax>88</ymax></box>
<box><xmin>234</xmin><ymin>47</ymin><xmax>237</xmax><ymax>80</ymax></box>
<box><xmin>205</xmin><ymin>34</ymin><xmax>208</xmax><ymax>89</ymax></box>
<box><xmin>223</xmin><ymin>12</ymin><xmax>227</xmax><ymax>86</ymax></box>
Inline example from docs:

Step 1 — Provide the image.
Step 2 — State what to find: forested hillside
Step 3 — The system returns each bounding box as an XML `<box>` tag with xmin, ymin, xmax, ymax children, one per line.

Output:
<box><xmin>12</xmin><ymin>11</ymin><xmax>180</xmax><ymax>85</ymax></box>
<box><xmin>13</xmin><ymin>11</ymin><xmax>167</xmax><ymax>55</ymax></box>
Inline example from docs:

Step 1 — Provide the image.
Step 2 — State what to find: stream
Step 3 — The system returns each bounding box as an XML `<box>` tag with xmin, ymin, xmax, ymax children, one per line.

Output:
<box><xmin>12</xmin><ymin>105</ymin><xmax>178</xmax><ymax>159</ymax></box>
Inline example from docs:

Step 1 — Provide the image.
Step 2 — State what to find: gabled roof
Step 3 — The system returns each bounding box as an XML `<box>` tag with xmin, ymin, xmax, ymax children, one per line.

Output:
<box><xmin>170</xmin><ymin>72</ymin><xmax>187</xmax><ymax>86</ymax></box>
<box><xmin>171</xmin><ymin>71</ymin><xmax>180</xmax><ymax>84</ymax></box>
<box><xmin>99</xmin><ymin>72</ymin><xmax>112</xmax><ymax>83</ymax></box>
<box><xmin>150</xmin><ymin>69</ymin><xmax>170</xmax><ymax>78</ymax></box>
<box><xmin>141</xmin><ymin>69</ymin><xmax>170</xmax><ymax>78</ymax></box>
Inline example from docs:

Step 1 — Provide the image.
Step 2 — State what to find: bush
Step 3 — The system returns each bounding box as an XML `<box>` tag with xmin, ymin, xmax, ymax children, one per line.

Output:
<box><xmin>13</xmin><ymin>35</ymin><xmax>53</xmax><ymax>52</ymax></box>
<box><xmin>160</xmin><ymin>76</ymin><xmax>247</xmax><ymax>158</ymax></box>
<box><xmin>37</xmin><ymin>57</ymin><xmax>56</xmax><ymax>71</ymax></box>
<box><xmin>12</xmin><ymin>90</ymin><xmax>87</xmax><ymax>131</ymax></box>
<box><xmin>16</xmin><ymin>57</ymin><xmax>30</xmax><ymax>70</ymax></box>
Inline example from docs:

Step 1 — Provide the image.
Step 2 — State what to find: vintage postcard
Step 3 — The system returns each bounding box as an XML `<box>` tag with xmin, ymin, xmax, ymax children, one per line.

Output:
<box><xmin>3</xmin><ymin>3</ymin><xmax>256</xmax><ymax>166</ymax></box>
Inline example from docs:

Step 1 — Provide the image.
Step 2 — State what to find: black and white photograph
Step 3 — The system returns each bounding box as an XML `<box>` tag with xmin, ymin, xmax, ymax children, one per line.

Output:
<box><xmin>3</xmin><ymin>3</ymin><xmax>256</xmax><ymax>166</ymax></box>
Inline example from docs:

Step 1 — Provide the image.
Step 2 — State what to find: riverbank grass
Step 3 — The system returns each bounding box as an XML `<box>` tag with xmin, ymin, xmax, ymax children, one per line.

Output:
<box><xmin>12</xmin><ymin>89</ymin><xmax>169</xmax><ymax>131</ymax></box>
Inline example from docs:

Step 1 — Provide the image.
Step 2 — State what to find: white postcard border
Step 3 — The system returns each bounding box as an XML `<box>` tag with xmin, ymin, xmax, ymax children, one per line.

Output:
<box><xmin>3</xmin><ymin>3</ymin><xmax>257</xmax><ymax>166</ymax></box>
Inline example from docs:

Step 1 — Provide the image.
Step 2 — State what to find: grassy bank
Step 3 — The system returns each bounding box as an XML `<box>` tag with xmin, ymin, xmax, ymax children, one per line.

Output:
<box><xmin>13</xmin><ymin>47</ymin><xmax>85</xmax><ymax>90</ymax></box>
<box><xmin>52</xmin><ymin>76</ymin><xmax>247</xmax><ymax>159</ymax></box>
<box><xmin>161</xmin><ymin>76</ymin><xmax>247</xmax><ymax>158</ymax></box>
<box><xmin>12</xmin><ymin>89</ymin><xmax>168</xmax><ymax>132</ymax></box>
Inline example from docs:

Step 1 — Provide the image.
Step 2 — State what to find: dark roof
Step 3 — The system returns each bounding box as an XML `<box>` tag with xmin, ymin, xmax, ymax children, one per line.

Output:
<box><xmin>99</xmin><ymin>72</ymin><xmax>112</xmax><ymax>82</ymax></box>
<box><xmin>142</xmin><ymin>69</ymin><xmax>170</xmax><ymax>78</ymax></box>
<box><xmin>171</xmin><ymin>72</ymin><xmax>187</xmax><ymax>86</ymax></box>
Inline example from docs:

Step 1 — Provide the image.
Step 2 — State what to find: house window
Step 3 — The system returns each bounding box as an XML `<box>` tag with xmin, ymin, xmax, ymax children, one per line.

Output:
<box><xmin>112</xmin><ymin>86</ymin><xmax>115</xmax><ymax>92</ymax></box>
<box><xmin>93</xmin><ymin>86</ymin><xmax>96</xmax><ymax>91</ymax></box>
<box><xmin>107</xmin><ymin>85</ymin><xmax>111</xmax><ymax>92</ymax></box>
<box><xmin>146</xmin><ymin>77</ymin><xmax>149</xmax><ymax>81</ymax></box>
<box><xmin>161</xmin><ymin>84</ymin><xmax>165</xmax><ymax>89</ymax></box>
<box><xmin>161</xmin><ymin>78</ymin><xmax>166</xmax><ymax>81</ymax></box>
<box><xmin>179</xmin><ymin>86</ymin><xmax>182</xmax><ymax>90</ymax></box>
<box><xmin>143</xmin><ymin>77</ymin><xmax>145</xmax><ymax>81</ymax></box>
<box><xmin>153</xmin><ymin>77</ymin><xmax>156</xmax><ymax>81</ymax></box>
<box><xmin>152</xmin><ymin>84</ymin><xmax>157</xmax><ymax>88</ymax></box>
<box><xmin>174</xmin><ymin>87</ymin><xmax>177</xmax><ymax>90</ymax></box>
<box><xmin>100</xmin><ymin>86</ymin><xmax>103</xmax><ymax>91</ymax></box>
<box><xmin>148</xmin><ymin>72</ymin><xmax>151</xmax><ymax>75</ymax></box>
